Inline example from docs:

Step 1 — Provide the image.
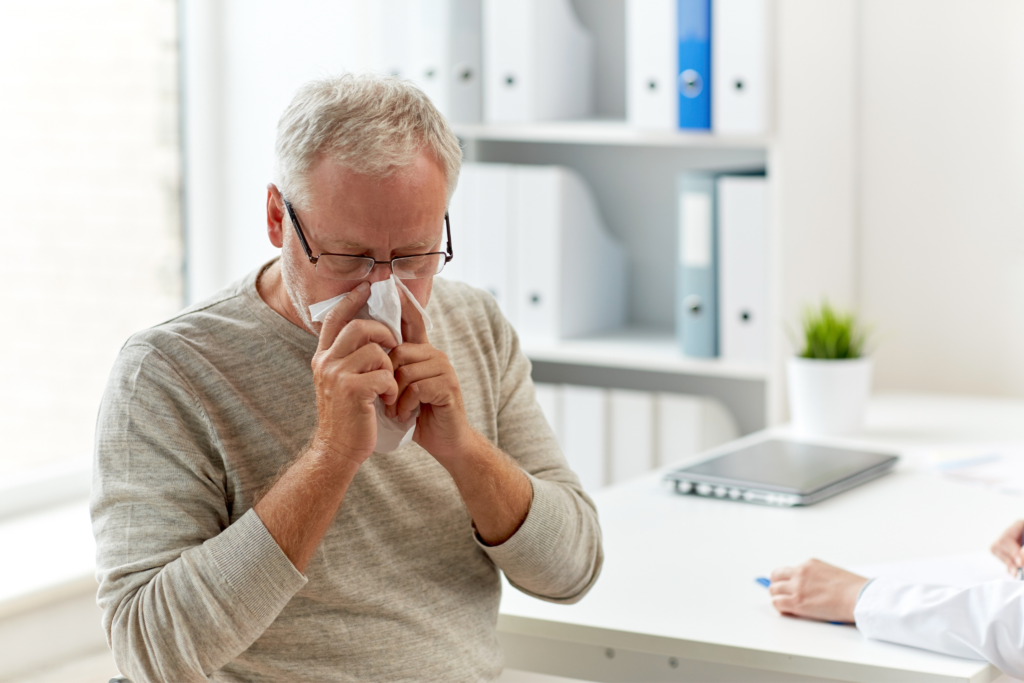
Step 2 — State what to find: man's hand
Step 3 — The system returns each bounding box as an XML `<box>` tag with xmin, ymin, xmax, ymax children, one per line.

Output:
<box><xmin>991</xmin><ymin>520</ymin><xmax>1024</xmax><ymax>574</ymax></box>
<box><xmin>255</xmin><ymin>282</ymin><xmax>401</xmax><ymax>573</ymax></box>
<box><xmin>310</xmin><ymin>281</ymin><xmax>400</xmax><ymax>466</ymax></box>
<box><xmin>768</xmin><ymin>559</ymin><xmax>869</xmax><ymax>624</ymax></box>
<box><xmin>386</xmin><ymin>286</ymin><xmax>472</xmax><ymax>459</ymax></box>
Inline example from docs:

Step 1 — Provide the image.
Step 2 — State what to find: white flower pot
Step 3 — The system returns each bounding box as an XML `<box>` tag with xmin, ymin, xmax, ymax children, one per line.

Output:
<box><xmin>786</xmin><ymin>356</ymin><xmax>873</xmax><ymax>436</ymax></box>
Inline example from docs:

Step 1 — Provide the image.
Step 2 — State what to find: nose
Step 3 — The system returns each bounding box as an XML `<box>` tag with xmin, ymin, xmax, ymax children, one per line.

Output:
<box><xmin>365</xmin><ymin>261</ymin><xmax>392</xmax><ymax>284</ymax></box>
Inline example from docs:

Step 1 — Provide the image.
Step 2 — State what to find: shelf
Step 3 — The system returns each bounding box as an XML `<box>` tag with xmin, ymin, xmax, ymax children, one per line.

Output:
<box><xmin>522</xmin><ymin>327</ymin><xmax>769</xmax><ymax>381</ymax></box>
<box><xmin>453</xmin><ymin>120</ymin><xmax>770</xmax><ymax>150</ymax></box>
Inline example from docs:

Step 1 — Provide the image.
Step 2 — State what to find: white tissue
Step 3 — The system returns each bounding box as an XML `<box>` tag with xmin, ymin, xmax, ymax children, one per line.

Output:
<box><xmin>308</xmin><ymin>276</ymin><xmax>433</xmax><ymax>454</ymax></box>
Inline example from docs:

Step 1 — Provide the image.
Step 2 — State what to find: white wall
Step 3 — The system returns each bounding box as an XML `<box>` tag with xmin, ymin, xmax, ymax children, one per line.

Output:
<box><xmin>859</xmin><ymin>0</ymin><xmax>1024</xmax><ymax>396</ymax></box>
<box><xmin>1</xmin><ymin>0</ymin><xmax>182</xmax><ymax>476</ymax></box>
<box><xmin>774</xmin><ymin>0</ymin><xmax>860</xmax><ymax>322</ymax></box>
<box><xmin>770</xmin><ymin>0</ymin><xmax>861</xmax><ymax>420</ymax></box>
<box><xmin>182</xmin><ymin>0</ymin><xmax>358</xmax><ymax>303</ymax></box>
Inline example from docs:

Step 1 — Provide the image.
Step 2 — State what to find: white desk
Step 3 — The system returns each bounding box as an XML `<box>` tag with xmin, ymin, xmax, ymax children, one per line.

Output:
<box><xmin>498</xmin><ymin>393</ymin><xmax>1024</xmax><ymax>683</ymax></box>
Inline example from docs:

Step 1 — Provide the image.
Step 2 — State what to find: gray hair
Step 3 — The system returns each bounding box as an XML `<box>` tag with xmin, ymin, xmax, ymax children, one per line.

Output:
<box><xmin>274</xmin><ymin>73</ymin><xmax>463</xmax><ymax>210</ymax></box>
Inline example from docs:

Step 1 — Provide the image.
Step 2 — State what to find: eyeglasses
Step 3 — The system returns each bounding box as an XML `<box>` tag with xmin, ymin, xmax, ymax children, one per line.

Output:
<box><xmin>282</xmin><ymin>197</ymin><xmax>453</xmax><ymax>281</ymax></box>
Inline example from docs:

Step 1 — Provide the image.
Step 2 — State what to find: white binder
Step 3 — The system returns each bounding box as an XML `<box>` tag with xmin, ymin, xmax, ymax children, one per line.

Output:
<box><xmin>533</xmin><ymin>382</ymin><xmax>562</xmax><ymax>442</ymax></box>
<box><xmin>655</xmin><ymin>393</ymin><xmax>702</xmax><ymax>468</ymax></box>
<box><xmin>561</xmin><ymin>385</ymin><xmax>607</xmax><ymax>491</ymax></box>
<box><xmin>514</xmin><ymin>165</ymin><xmax>626</xmax><ymax>344</ymax></box>
<box><xmin>443</xmin><ymin>164</ymin><xmax>476</xmax><ymax>285</ymax></box>
<box><xmin>717</xmin><ymin>175</ymin><xmax>769</xmax><ymax>362</ymax></box>
<box><xmin>444</xmin><ymin>164</ymin><xmax>518</xmax><ymax>326</ymax></box>
<box><xmin>475</xmin><ymin>164</ymin><xmax>516</xmax><ymax>326</ymax></box>
<box><xmin>609</xmin><ymin>389</ymin><xmax>655</xmax><ymax>485</ymax></box>
<box><xmin>712</xmin><ymin>0</ymin><xmax>770</xmax><ymax>135</ymax></box>
<box><xmin>482</xmin><ymin>0</ymin><xmax>594</xmax><ymax>123</ymax></box>
<box><xmin>625</xmin><ymin>0</ymin><xmax>678</xmax><ymax>130</ymax></box>
<box><xmin>514</xmin><ymin>166</ymin><xmax>559</xmax><ymax>340</ymax></box>
<box><xmin>408</xmin><ymin>0</ymin><xmax>482</xmax><ymax>123</ymax></box>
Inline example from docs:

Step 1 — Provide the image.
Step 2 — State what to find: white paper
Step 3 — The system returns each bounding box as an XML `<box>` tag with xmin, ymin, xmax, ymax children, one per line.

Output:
<box><xmin>307</xmin><ymin>276</ymin><xmax>433</xmax><ymax>454</ymax></box>
<box><xmin>918</xmin><ymin>445</ymin><xmax>1024</xmax><ymax>497</ymax></box>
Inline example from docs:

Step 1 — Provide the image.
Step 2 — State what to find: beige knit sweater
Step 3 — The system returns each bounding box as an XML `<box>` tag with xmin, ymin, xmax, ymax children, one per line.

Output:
<box><xmin>91</xmin><ymin>263</ymin><xmax>603</xmax><ymax>682</ymax></box>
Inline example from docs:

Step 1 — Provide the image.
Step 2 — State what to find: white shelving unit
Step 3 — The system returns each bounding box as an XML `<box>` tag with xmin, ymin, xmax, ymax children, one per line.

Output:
<box><xmin>521</xmin><ymin>328</ymin><xmax>767</xmax><ymax>381</ymax></box>
<box><xmin>520</xmin><ymin>327</ymin><xmax>768</xmax><ymax>436</ymax></box>
<box><xmin>454</xmin><ymin>0</ymin><xmax>862</xmax><ymax>434</ymax></box>
<box><xmin>453</xmin><ymin>121</ymin><xmax>768</xmax><ymax>150</ymax></box>
<box><xmin>457</xmin><ymin>118</ymin><xmax>772</xmax><ymax>433</ymax></box>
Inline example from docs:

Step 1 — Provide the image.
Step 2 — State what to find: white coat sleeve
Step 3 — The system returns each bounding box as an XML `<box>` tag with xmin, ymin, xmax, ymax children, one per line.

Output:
<box><xmin>855</xmin><ymin>577</ymin><xmax>1024</xmax><ymax>677</ymax></box>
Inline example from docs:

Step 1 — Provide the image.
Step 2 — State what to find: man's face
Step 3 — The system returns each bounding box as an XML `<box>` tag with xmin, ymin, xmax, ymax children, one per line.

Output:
<box><xmin>274</xmin><ymin>150</ymin><xmax>448</xmax><ymax>333</ymax></box>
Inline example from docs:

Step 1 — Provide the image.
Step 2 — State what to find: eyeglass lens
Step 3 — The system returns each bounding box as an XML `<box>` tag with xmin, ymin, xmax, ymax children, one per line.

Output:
<box><xmin>315</xmin><ymin>253</ymin><xmax>447</xmax><ymax>281</ymax></box>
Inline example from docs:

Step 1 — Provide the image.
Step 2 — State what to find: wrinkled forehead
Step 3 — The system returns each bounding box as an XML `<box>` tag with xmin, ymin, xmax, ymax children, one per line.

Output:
<box><xmin>305</xmin><ymin>152</ymin><xmax>447</xmax><ymax>210</ymax></box>
<box><xmin>296</xmin><ymin>153</ymin><xmax>448</xmax><ymax>252</ymax></box>
<box><xmin>300</xmin><ymin>210</ymin><xmax>446</xmax><ymax>255</ymax></box>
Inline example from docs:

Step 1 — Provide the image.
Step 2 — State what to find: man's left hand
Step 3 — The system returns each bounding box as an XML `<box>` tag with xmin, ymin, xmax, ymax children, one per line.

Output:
<box><xmin>386</xmin><ymin>286</ymin><xmax>471</xmax><ymax>458</ymax></box>
<box><xmin>768</xmin><ymin>559</ymin><xmax>869</xmax><ymax>624</ymax></box>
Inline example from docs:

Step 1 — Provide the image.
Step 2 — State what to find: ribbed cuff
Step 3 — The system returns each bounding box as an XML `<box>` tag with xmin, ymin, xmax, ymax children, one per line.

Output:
<box><xmin>475</xmin><ymin>475</ymin><xmax>564</xmax><ymax>576</ymax></box>
<box><xmin>204</xmin><ymin>509</ymin><xmax>308</xmax><ymax>622</ymax></box>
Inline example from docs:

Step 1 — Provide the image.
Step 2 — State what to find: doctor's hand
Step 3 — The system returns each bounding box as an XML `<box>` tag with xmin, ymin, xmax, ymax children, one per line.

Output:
<box><xmin>991</xmin><ymin>520</ymin><xmax>1024</xmax><ymax>574</ymax></box>
<box><xmin>386</xmin><ymin>286</ymin><xmax>472</xmax><ymax>459</ymax></box>
<box><xmin>768</xmin><ymin>559</ymin><xmax>869</xmax><ymax>624</ymax></box>
<box><xmin>310</xmin><ymin>281</ymin><xmax>400</xmax><ymax>466</ymax></box>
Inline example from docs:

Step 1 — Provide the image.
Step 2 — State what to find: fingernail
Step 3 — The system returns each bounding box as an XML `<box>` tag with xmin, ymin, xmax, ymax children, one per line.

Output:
<box><xmin>357</xmin><ymin>282</ymin><xmax>369</xmax><ymax>293</ymax></box>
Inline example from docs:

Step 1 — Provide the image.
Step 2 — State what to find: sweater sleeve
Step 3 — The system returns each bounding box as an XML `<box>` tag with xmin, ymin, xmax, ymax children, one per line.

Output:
<box><xmin>91</xmin><ymin>343</ymin><xmax>308</xmax><ymax>683</ymax></box>
<box><xmin>855</xmin><ymin>577</ymin><xmax>1024</xmax><ymax>676</ymax></box>
<box><xmin>475</xmin><ymin>307</ymin><xmax>603</xmax><ymax>604</ymax></box>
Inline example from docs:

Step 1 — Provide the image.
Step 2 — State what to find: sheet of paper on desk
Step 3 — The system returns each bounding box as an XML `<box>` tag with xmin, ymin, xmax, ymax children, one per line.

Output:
<box><xmin>852</xmin><ymin>552</ymin><xmax>1010</xmax><ymax>588</ymax></box>
<box><xmin>917</xmin><ymin>445</ymin><xmax>1024</xmax><ymax>497</ymax></box>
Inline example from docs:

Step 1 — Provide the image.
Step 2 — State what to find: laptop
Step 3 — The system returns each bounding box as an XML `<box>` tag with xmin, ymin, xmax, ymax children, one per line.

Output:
<box><xmin>663</xmin><ymin>437</ymin><xmax>899</xmax><ymax>507</ymax></box>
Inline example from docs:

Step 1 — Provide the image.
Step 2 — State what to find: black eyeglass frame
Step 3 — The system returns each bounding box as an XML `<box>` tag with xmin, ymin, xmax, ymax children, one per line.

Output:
<box><xmin>282</xmin><ymin>197</ymin><xmax>453</xmax><ymax>280</ymax></box>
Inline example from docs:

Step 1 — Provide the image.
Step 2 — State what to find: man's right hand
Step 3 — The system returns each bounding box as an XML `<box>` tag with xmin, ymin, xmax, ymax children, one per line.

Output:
<box><xmin>991</xmin><ymin>520</ymin><xmax>1024</xmax><ymax>574</ymax></box>
<box><xmin>309</xmin><ymin>281</ymin><xmax>399</xmax><ymax>466</ymax></box>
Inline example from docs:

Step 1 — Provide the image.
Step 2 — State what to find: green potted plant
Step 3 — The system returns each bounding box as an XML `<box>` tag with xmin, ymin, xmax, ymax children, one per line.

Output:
<box><xmin>787</xmin><ymin>301</ymin><xmax>873</xmax><ymax>436</ymax></box>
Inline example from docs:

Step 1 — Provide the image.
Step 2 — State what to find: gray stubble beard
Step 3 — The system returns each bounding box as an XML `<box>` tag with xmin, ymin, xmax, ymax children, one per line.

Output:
<box><xmin>279</xmin><ymin>252</ymin><xmax>321</xmax><ymax>336</ymax></box>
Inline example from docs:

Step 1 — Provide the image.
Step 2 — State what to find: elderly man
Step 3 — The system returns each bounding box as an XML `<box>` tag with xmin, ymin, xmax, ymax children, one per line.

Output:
<box><xmin>92</xmin><ymin>74</ymin><xmax>602</xmax><ymax>682</ymax></box>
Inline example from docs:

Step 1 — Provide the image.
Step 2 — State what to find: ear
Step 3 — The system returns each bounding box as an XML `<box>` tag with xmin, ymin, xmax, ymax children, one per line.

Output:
<box><xmin>267</xmin><ymin>184</ymin><xmax>286</xmax><ymax>249</ymax></box>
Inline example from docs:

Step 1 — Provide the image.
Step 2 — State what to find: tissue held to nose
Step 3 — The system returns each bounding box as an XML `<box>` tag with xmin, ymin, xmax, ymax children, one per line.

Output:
<box><xmin>308</xmin><ymin>276</ymin><xmax>433</xmax><ymax>453</ymax></box>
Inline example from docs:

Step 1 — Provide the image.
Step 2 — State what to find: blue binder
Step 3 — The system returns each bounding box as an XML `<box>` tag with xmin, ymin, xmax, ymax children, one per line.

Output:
<box><xmin>677</xmin><ymin>174</ymin><xmax>718</xmax><ymax>357</ymax></box>
<box><xmin>678</xmin><ymin>0</ymin><xmax>711</xmax><ymax>130</ymax></box>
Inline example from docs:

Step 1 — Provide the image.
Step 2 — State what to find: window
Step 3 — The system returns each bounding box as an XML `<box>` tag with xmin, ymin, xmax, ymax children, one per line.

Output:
<box><xmin>0</xmin><ymin>0</ymin><xmax>182</xmax><ymax>478</ymax></box>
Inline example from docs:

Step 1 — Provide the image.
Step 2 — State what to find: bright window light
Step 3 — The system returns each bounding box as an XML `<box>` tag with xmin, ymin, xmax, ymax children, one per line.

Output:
<box><xmin>0</xmin><ymin>0</ymin><xmax>183</xmax><ymax>479</ymax></box>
